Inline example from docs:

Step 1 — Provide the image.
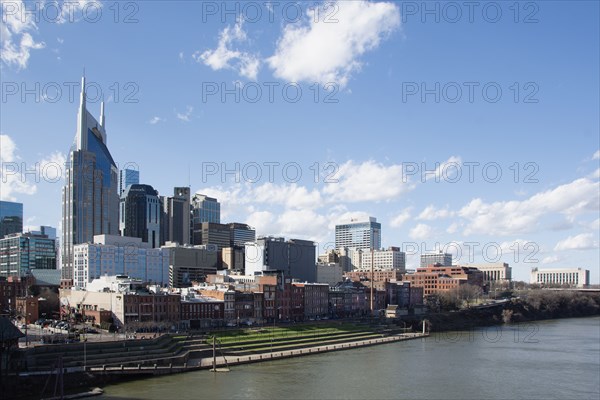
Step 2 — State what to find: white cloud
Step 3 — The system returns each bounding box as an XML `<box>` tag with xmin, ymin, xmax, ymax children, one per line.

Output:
<box><xmin>194</xmin><ymin>20</ymin><xmax>260</xmax><ymax>80</ymax></box>
<box><xmin>252</xmin><ymin>183</ymin><xmax>322</xmax><ymax>210</ymax></box>
<box><xmin>390</xmin><ymin>208</ymin><xmax>411</xmax><ymax>228</ymax></box>
<box><xmin>322</xmin><ymin>160</ymin><xmax>414</xmax><ymax>202</ymax></box>
<box><xmin>424</xmin><ymin>156</ymin><xmax>463</xmax><ymax>182</ymax></box>
<box><xmin>267</xmin><ymin>0</ymin><xmax>400</xmax><ymax>87</ymax></box>
<box><xmin>554</xmin><ymin>233</ymin><xmax>598</xmax><ymax>251</ymax></box>
<box><xmin>593</xmin><ymin>150</ymin><xmax>600</xmax><ymax>160</ymax></box>
<box><xmin>446</xmin><ymin>222</ymin><xmax>459</xmax><ymax>234</ymax></box>
<box><xmin>39</xmin><ymin>151</ymin><xmax>66</xmax><ymax>182</ymax></box>
<box><xmin>0</xmin><ymin>135</ymin><xmax>34</xmax><ymax>199</ymax></box>
<box><xmin>459</xmin><ymin>177</ymin><xmax>600</xmax><ymax>236</ymax></box>
<box><xmin>246</xmin><ymin>210</ymin><xmax>275</xmax><ymax>237</ymax></box>
<box><xmin>149</xmin><ymin>116</ymin><xmax>165</xmax><ymax>125</ymax></box>
<box><xmin>57</xmin><ymin>37</ymin><xmax>64</xmax><ymax>44</ymax></box>
<box><xmin>176</xmin><ymin>106</ymin><xmax>193</xmax><ymax>122</ymax></box>
<box><xmin>542</xmin><ymin>255</ymin><xmax>560</xmax><ymax>264</ymax></box>
<box><xmin>417</xmin><ymin>205</ymin><xmax>453</xmax><ymax>221</ymax></box>
<box><xmin>409</xmin><ymin>223</ymin><xmax>432</xmax><ymax>240</ymax></box>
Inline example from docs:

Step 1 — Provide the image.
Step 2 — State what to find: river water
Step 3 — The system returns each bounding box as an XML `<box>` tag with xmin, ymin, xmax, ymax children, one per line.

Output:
<box><xmin>99</xmin><ymin>317</ymin><xmax>600</xmax><ymax>400</ymax></box>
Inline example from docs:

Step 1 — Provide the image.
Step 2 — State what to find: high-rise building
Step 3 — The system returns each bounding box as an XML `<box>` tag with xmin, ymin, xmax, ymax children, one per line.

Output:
<box><xmin>62</xmin><ymin>76</ymin><xmax>119</xmax><ymax>281</ymax></box>
<box><xmin>227</xmin><ymin>223</ymin><xmax>255</xmax><ymax>247</ymax></box>
<box><xmin>0</xmin><ymin>232</ymin><xmax>57</xmax><ymax>277</ymax></box>
<box><xmin>119</xmin><ymin>168</ymin><xmax>140</xmax><ymax>195</ymax></box>
<box><xmin>420</xmin><ymin>251</ymin><xmax>452</xmax><ymax>268</ymax></box>
<box><xmin>335</xmin><ymin>217</ymin><xmax>381</xmax><ymax>250</ymax></box>
<box><xmin>0</xmin><ymin>201</ymin><xmax>23</xmax><ymax>238</ymax></box>
<box><xmin>245</xmin><ymin>237</ymin><xmax>316</xmax><ymax>282</ymax></box>
<box><xmin>120</xmin><ymin>184</ymin><xmax>161</xmax><ymax>248</ymax></box>
<box><xmin>192</xmin><ymin>194</ymin><xmax>220</xmax><ymax>223</ymax></box>
<box><xmin>161</xmin><ymin>187</ymin><xmax>191</xmax><ymax>245</ymax></box>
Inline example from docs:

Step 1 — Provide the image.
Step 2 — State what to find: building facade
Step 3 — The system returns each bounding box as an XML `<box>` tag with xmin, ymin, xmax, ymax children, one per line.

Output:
<box><xmin>161</xmin><ymin>187</ymin><xmax>191</xmax><ymax>245</ymax></box>
<box><xmin>359</xmin><ymin>247</ymin><xmax>406</xmax><ymax>271</ymax></box>
<box><xmin>335</xmin><ymin>217</ymin><xmax>381</xmax><ymax>250</ymax></box>
<box><xmin>420</xmin><ymin>251</ymin><xmax>452</xmax><ymax>268</ymax></box>
<box><xmin>0</xmin><ymin>232</ymin><xmax>57</xmax><ymax>277</ymax></box>
<box><xmin>73</xmin><ymin>235</ymin><xmax>169</xmax><ymax>290</ymax></box>
<box><xmin>0</xmin><ymin>201</ymin><xmax>23</xmax><ymax>238</ymax></box>
<box><xmin>163</xmin><ymin>243</ymin><xmax>218</xmax><ymax>288</ymax></box>
<box><xmin>120</xmin><ymin>184</ymin><xmax>161</xmax><ymax>248</ymax></box>
<box><xmin>62</xmin><ymin>77</ymin><xmax>119</xmax><ymax>281</ymax></box>
<box><xmin>119</xmin><ymin>168</ymin><xmax>140</xmax><ymax>196</ymax></box>
<box><xmin>191</xmin><ymin>194</ymin><xmax>220</xmax><ymax>224</ymax></box>
<box><xmin>245</xmin><ymin>237</ymin><xmax>316</xmax><ymax>283</ymax></box>
<box><xmin>467</xmin><ymin>262</ymin><xmax>512</xmax><ymax>284</ymax></box>
<box><xmin>530</xmin><ymin>267</ymin><xmax>590</xmax><ymax>288</ymax></box>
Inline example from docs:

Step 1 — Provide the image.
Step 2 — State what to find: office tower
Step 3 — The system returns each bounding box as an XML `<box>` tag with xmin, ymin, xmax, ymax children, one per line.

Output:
<box><xmin>359</xmin><ymin>247</ymin><xmax>406</xmax><ymax>271</ymax></box>
<box><xmin>161</xmin><ymin>187</ymin><xmax>191</xmax><ymax>245</ymax></box>
<box><xmin>335</xmin><ymin>217</ymin><xmax>381</xmax><ymax>250</ymax></box>
<box><xmin>227</xmin><ymin>223</ymin><xmax>255</xmax><ymax>247</ymax></box>
<box><xmin>420</xmin><ymin>251</ymin><xmax>452</xmax><ymax>268</ymax></box>
<box><xmin>61</xmin><ymin>76</ymin><xmax>119</xmax><ymax>281</ymax></box>
<box><xmin>0</xmin><ymin>232</ymin><xmax>57</xmax><ymax>277</ymax></box>
<box><xmin>0</xmin><ymin>201</ymin><xmax>23</xmax><ymax>238</ymax></box>
<box><xmin>119</xmin><ymin>168</ymin><xmax>140</xmax><ymax>195</ymax></box>
<box><xmin>120</xmin><ymin>184</ymin><xmax>161</xmax><ymax>248</ymax></box>
<box><xmin>245</xmin><ymin>237</ymin><xmax>316</xmax><ymax>282</ymax></box>
<box><xmin>192</xmin><ymin>194</ymin><xmax>220</xmax><ymax>223</ymax></box>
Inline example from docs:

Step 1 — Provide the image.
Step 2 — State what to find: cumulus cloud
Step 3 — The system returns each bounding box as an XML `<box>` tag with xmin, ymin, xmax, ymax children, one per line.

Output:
<box><xmin>459</xmin><ymin>177</ymin><xmax>600</xmax><ymax>236</ymax></box>
<box><xmin>1</xmin><ymin>0</ymin><xmax>45</xmax><ymax>69</ymax></box>
<box><xmin>409</xmin><ymin>223</ymin><xmax>432</xmax><ymax>240</ymax></box>
<box><xmin>593</xmin><ymin>150</ymin><xmax>600</xmax><ymax>160</ymax></box>
<box><xmin>554</xmin><ymin>233</ymin><xmax>598</xmax><ymax>251</ymax></box>
<box><xmin>417</xmin><ymin>205</ymin><xmax>454</xmax><ymax>221</ymax></box>
<box><xmin>176</xmin><ymin>106</ymin><xmax>194</xmax><ymax>122</ymax></box>
<box><xmin>194</xmin><ymin>20</ymin><xmax>260</xmax><ymax>80</ymax></box>
<box><xmin>390</xmin><ymin>208</ymin><xmax>411</xmax><ymax>228</ymax></box>
<box><xmin>322</xmin><ymin>160</ymin><xmax>414</xmax><ymax>202</ymax></box>
<box><xmin>266</xmin><ymin>0</ymin><xmax>400</xmax><ymax>87</ymax></box>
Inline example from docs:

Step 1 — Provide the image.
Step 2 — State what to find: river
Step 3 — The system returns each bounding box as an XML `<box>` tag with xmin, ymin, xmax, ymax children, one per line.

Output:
<box><xmin>99</xmin><ymin>317</ymin><xmax>600</xmax><ymax>400</ymax></box>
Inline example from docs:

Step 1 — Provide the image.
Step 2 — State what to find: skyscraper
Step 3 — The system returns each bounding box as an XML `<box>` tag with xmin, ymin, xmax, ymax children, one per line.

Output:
<box><xmin>0</xmin><ymin>200</ymin><xmax>23</xmax><ymax>238</ymax></box>
<box><xmin>192</xmin><ymin>194</ymin><xmax>220</xmax><ymax>223</ymax></box>
<box><xmin>335</xmin><ymin>217</ymin><xmax>381</xmax><ymax>250</ymax></box>
<box><xmin>119</xmin><ymin>168</ymin><xmax>140</xmax><ymax>195</ymax></box>
<box><xmin>120</xmin><ymin>184</ymin><xmax>161</xmax><ymax>248</ymax></box>
<box><xmin>161</xmin><ymin>187</ymin><xmax>191</xmax><ymax>245</ymax></box>
<box><xmin>61</xmin><ymin>76</ymin><xmax>119</xmax><ymax>281</ymax></box>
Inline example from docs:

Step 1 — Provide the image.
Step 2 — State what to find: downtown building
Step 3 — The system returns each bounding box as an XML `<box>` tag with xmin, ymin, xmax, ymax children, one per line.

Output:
<box><xmin>335</xmin><ymin>217</ymin><xmax>381</xmax><ymax>250</ymax></box>
<box><xmin>119</xmin><ymin>168</ymin><xmax>139</xmax><ymax>196</ymax></box>
<box><xmin>530</xmin><ymin>267</ymin><xmax>590</xmax><ymax>288</ymax></box>
<box><xmin>245</xmin><ymin>237</ymin><xmax>316</xmax><ymax>283</ymax></box>
<box><xmin>62</xmin><ymin>77</ymin><xmax>119</xmax><ymax>282</ymax></box>
<box><xmin>73</xmin><ymin>234</ymin><xmax>169</xmax><ymax>290</ymax></box>
<box><xmin>161</xmin><ymin>187</ymin><xmax>191</xmax><ymax>246</ymax></box>
<box><xmin>0</xmin><ymin>232</ymin><xmax>57</xmax><ymax>277</ymax></box>
<box><xmin>420</xmin><ymin>251</ymin><xmax>452</xmax><ymax>268</ymax></box>
<box><xmin>0</xmin><ymin>201</ymin><xmax>23</xmax><ymax>238</ymax></box>
<box><xmin>120</xmin><ymin>184</ymin><xmax>161</xmax><ymax>248</ymax></box>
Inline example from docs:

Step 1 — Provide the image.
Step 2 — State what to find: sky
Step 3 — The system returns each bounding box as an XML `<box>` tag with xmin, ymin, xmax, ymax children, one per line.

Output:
<box><xmin>1</xmin><ymin>0</ymin><xmax>599</xmax><ymax>283</ymax></box>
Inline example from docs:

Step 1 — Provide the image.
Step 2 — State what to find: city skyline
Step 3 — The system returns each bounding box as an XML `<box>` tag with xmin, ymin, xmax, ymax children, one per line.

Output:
<box><xmin>1</xmin><ymin>1</ymin><xmax>599</xmax><ymax>284</ymax></box>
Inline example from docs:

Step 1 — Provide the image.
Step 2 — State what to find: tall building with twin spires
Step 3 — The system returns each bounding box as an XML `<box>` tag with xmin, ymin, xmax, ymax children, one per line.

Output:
<box><xmin>61</xmin><ymin>76</ymin><xmax>119</xmax><ymax>281</ymax></box>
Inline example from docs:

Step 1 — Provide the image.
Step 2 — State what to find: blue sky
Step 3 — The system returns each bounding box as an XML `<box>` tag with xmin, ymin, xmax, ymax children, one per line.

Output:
<box><xmin>1</xmin><ymin>0</ymin><xmax>599</xmax><ymax>283</ymax></box>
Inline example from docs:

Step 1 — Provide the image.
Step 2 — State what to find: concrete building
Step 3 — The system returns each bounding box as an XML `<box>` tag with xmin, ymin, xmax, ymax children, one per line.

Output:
<box><xmin>120</xmin><ymin>184</ymin><xmax>161</xmax><ymax>248</ymax></box>
<box><xmin>119</xmin><ymin>168</ymin><xmax>139</xmax><ymax>196</ymax></box>
<box><xmin>162</xmin><ymin>243</ymin><xmax>218</xmax><ymax>288</ymax></box>
<box><xmin>62</xmin><ymin>77</ymin><xmax>119</xmax><ymax>281</ymax></box>
<box><xmin>335</xmin><ymin>217</ymin><xmax>381</xmax><ymax>250</ymax></box>
<box><xmin>467</xmin><ymin>262</ymin><xmax>512</xmax><ymax>284</ymax></box>
<box><xmin>316</xmin><ymin>262</ymin><xmax>343</xmax><ymax>286</ymax></box>
<box><xmin>359</xmin><ymin>247</ymin><xmax>406</xmax><ymax>271</ymax></box>
<box><xmin>530</xmin><ymin>267</ymin><xmax>590</xmax><ymax>288</ymax></box>
<box><xmin>245</xmin><ymin>237</ymin><xmax>316</xmax><ymax>283</ymax></box>
<box><xmin>194</xmin><ymin>222</ymin><xmax>231</xmax><ymax>251</ymax></box>
<box><xmin>0</xmin><ymin>232</ymin><xmax>57</xmax><ymax>277</ymax></box>
<box><xmin>420</xmin><ymin>251</ymin><xmax>452</xmax><ymax>268</ymax></box>
<box><xmin>72</xmin><ymin>235</ymin><xmax>169</xmax><ymax>290</ymax></box>
<box><xmin>222</xmin><ymin>247</ymin><xmax>244</xmax><ymax>271</ymax></box>
<box><xmin>161</xmin><ymin>187</ymin><xmax>191</xmax><ymax>245</ymax></box>
<box><xmin>0</xmin><ymin>201</ymin><xmax>23</xmax><ymax>238</ymax></box>
<box><xmin>227</xmin><ymin>223</ymin><xmax>255</xmax><ymax>247</ymax></box>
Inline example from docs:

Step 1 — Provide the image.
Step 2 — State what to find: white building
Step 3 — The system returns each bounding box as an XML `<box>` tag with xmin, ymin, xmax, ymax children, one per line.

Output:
<box><xmin>73</xmin><ymin>234</ymin><xmax>169</xmax><ymax>290</ymax></box>
<box><xmin>530</xmin><ymin>267</ymin><xmax>590</xmax><ymax>288</ymax></box>
<box><xmin>466</xmin><ymin>262</ymin><xmax>512</xmax><ymax>283</ymax></box>
<box><xmin>420</xmin><ymin>251</ymin><xmax>452</xmax><ymax>268</ymax></box>
<box><xmin>359</xmin><ymin>247</ymin><xmax>406</xmax><ymax>271</ymax></box>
